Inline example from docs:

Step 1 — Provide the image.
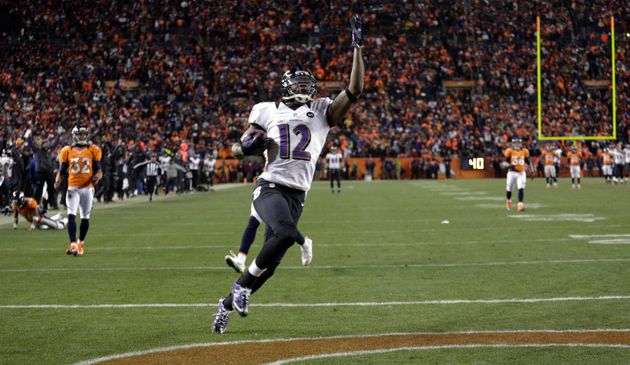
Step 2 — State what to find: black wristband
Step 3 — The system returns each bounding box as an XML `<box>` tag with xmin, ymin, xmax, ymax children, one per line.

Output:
<box><xmin>344</xmin><ymin>88</ymin><xmax>360</xmax><ymax>103</ymax></box>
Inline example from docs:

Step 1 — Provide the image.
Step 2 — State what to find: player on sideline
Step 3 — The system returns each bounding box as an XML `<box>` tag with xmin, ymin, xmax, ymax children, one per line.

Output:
<box><xmin>599</xmin><ymin>147</ymin><xmax>613</xmax><ymax>183</ymax></box>
<box><xmin>54</xmin><ymin>125</ymin><xmax>102</xmax><ymax>256</ymax></box>
<box><xmin>567</xmin><ymin>145</ymin><xmax>583</xmax><ymax>189</ymax></box>
<box><xmin>624</xmin><ymin>144</ymin><xmax>630</xmax><ymax>184</ymax></box>
<box><xmin>612</xmin><ymin>143</ymin><xmax>625</xmax><ymax>184</ymax></box>
<box><xmin>504</xmin><ymin>137</ymin><xmax>530</xmax><ymax>212</ymax></box>
<box><xmin>326</xmin><ymin>146</ymin><xmax>343</xmax><ymax>193</ymax></box>
<box><xmin>542</xmin><ymin>144</ymin><xmax>557</xmax><ymax>188</ymax></box>
<box><xmin>224</xmin><ymin>202</ymin><xmax>313</xmax><ymax>273</ymax></box>
<box><xmin>212</xmin><ymin>15</ymin><xmax>364</xmax><ymax>334</ymax></box>
<box><xmin>11</xmin><ymin>191</ymin><xmax>66</xmax><ymax>230</ymax></box>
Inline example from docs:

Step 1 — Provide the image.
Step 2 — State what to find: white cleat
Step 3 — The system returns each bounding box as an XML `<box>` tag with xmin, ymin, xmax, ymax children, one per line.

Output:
<box><xmin>225</xmin><ymin>251</ymin><xmax>245</xmax><ymax>273</ymax></box>
<box><xmin>301</xmin><ymin>237</ymin><xmax>313</xmax><ymax>266</ymax></box>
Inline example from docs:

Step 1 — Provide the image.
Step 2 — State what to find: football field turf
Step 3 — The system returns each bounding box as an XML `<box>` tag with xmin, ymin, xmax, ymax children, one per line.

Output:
<box><xmin>1</xmin><ymin>178</ymin><xmax>629</xmax><ymax>364</ymax></box>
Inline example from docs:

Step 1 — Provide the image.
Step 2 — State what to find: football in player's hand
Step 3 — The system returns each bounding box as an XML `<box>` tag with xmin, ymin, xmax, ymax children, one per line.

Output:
<box><xmin>241</xmin><ymin>129</ymin><xmax>269</xmax><ymax>155</ymax></box>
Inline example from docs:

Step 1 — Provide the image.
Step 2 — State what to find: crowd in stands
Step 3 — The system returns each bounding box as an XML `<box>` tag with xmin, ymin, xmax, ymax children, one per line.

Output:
<box><xmin>0</xmin><ymin>0</ymin><xmax>628</xmax><ymax>207</ymax></box>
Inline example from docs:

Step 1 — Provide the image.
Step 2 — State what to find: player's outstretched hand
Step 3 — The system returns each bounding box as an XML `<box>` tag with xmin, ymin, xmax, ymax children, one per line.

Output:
<box><xmin>351</xmin><ymin>14</ymin><xmax>362</xmax><ymax>48</ymax></box>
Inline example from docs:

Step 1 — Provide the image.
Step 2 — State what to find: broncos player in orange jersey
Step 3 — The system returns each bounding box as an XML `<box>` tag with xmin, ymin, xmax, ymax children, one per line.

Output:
<box><xmin>542</xmin><ymin>144</ymin><xmax>558</xmax><ymax>188</ymax></box>
<box><xmin>54</xmin><ymin>125</ymin><xmax>102</xmax><ymax>256</ymax></box>
<box><xmin>567</xmin><ymin>145</ymin><xmax>583</xmax><ymax>189</ymax></box>
<box><xmin>503</xmin><ymin>137</ymin><xmax>531</xmax><ymax>211</ymax></box>
<box><xmin>599</xmin><ymin>147</ymin><xmax>614</xmax><ymax>183</ymax></box>
<box><xmin>11</xmin><ymin>191</ymin><xmax>66</xmax><ymax>231</ymax></box>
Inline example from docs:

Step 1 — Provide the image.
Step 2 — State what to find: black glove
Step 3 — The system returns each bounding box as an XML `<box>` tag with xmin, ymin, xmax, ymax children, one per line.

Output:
<box><xmin>351</xmin><ymin>14</ymin><xmax>362</xmax><ymax>48</ymax></box>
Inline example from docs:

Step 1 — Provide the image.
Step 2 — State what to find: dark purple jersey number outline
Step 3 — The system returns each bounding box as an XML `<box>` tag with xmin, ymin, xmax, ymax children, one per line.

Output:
<box><xmin>278</xmin><ymin>123</ymin><xmax>311</xmax><ymax>161</ymax></box>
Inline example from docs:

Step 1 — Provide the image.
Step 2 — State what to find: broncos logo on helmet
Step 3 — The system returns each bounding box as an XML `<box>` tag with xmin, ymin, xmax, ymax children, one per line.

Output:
<box><xmin>510</xmin><ymin>137</ymin><xmax>522</xmax><ymax>150</ymax></box>
<box><xmin>72</xmin><ymin>124</ymin><xmax>90</xmax><ymax>146</ymax></box>
<box><xmin>281</xmin><ymin>66</ymin><xmax>318</xmax><ymax>104</ymax></box>
<box><xmin>11</xmin><ymin>191</ymin><xmax>25</xmax><ymax>208</ymax></box>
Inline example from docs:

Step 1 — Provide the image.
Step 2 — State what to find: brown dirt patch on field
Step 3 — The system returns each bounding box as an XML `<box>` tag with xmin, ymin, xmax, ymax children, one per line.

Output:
<box><xmin>100</xmin><ymin>331</ymin><xmax>630</xmax><ymax>365</ymax></box>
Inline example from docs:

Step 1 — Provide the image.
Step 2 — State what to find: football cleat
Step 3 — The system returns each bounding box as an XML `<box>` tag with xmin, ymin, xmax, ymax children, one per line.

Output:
<box><xmin>66</xmin><ymin>242</ymin><xmax>78</xmax><ymax>255</ymax></box>
<box><xmin>225</xmin><ymin>251</ymin><xmax>245</xmax><ymax>273</ymax></box>
<box><xmin>301</xmin><ymin>237</ymin><xmax>313</xmax><ymax>266</ymax></box>
<box><xmin>231</xmin><ymin>282</ymin><xmax>251</xmax><ymax>317</ymax></box>
<box><xmin>506</xmin><ymin>200</ymin><xmax>512</xmax><ymax>211</ymax></box>
<box><xmin>76</xmin><ymin>241</ymin><xmax>85</xmax><ymax>256</ymax></box>
<box><xmin>212</xmin><ymin>299</ymin><xmax>232</xmax><ymax>334</ymax></box>
<box><xmin>517</xmin><ymin>202</ymin><xmax>525</xmax><ymax>212</ymax></box>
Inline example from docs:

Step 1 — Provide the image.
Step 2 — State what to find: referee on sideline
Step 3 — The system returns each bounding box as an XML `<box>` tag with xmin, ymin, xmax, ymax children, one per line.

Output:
<box><xmin>134</xmin><ymin>153</ymin><xmax>162</xmax><ymax>202</ymax></box>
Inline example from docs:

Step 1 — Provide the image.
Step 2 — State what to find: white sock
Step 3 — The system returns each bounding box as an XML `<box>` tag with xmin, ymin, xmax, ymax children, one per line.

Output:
<box><xmin>237</xmin><ymin>252</ymin><xmax>247</xmax><ymax>264</ymax></box>
<box><xmin>248</xmin><ymin>259</ymin><xmax>267</xmax><ymax>277</ymax></box>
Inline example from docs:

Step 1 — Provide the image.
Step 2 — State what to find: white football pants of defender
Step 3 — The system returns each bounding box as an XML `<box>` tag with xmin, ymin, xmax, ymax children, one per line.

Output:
<box><xmin>544</xmin><ymin>165</ymin><xmax>556</xmax><ymax>178</ymax></box>
<box><xmin>506</xmin><ymin>170</ymin><xmax>526</xmax><ymax>192</ymax></box>
<box><xmin>602</xmin><ymin>165</ymin><xmax>613</xmax><ymax>176</ymax></box>
<box><xmin>38</xmin><ymin>216</ymin><xmax>65</xmax><ymax>230</ymax></box>
<box><xmin>66</xmin><ymin>187</ymin><xmax>94</xmax><ymax>219</ymax></box>
<box><xmin>570</xmin><ymin>166</ymin><xmax>581</xmax><ymax>178</ymax></box>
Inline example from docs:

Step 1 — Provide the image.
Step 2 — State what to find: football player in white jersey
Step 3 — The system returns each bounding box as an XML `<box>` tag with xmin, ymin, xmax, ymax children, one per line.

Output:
<box><xmin>624</xmin><ymin>144</ymin><xmax>630</xmax><ymax>183</ymax></box>
<box><xmin>612</xmin><ymin>143</ymin><xmax>625</xmax><ymax>184</ymax></box>
<box><xmin>212</xmin><ymin>15</ymin><xmax>365</xmax><ymax>334</ymax></box>
<box><xmin>326</xmin><ymin>146</ymin><xmax>343</xmax><ymax>193</ymax></box>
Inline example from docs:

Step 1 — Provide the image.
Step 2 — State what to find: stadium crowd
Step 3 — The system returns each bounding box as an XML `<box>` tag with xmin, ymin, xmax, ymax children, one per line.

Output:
<box><xmin>1</xmin><ymin>0</ymin><xmax>628</xmax><ymax>209</ymax></box>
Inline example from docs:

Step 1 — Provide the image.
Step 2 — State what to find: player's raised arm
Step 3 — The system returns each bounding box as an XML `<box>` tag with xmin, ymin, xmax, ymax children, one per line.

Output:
<box><xmin>327</xmin><ymin>14</ymin><xmax>365</xmax><ymax>127</ymax></box>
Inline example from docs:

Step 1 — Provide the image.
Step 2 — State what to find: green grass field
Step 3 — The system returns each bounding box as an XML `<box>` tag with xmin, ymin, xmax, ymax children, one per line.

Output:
<box><xmin>1</xmin><ymin>178</ymin><xmax>629</xmax><ymax>364</ymax></box>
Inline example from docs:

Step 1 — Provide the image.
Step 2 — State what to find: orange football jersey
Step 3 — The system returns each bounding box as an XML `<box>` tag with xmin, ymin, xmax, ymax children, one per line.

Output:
<box><xmin>567</xmin><ymin>151</ymin><xmax>582</xmax><ymax>166</ymax></box>
<box><xmin>600</xmin><ymin>151</ymin><xmax>613</xmax><ymax>166</ymax></box>
<box><xmin>12</xmin><ymin>197</ymin><xmax>38</xmax><ymax>222</ymax></box>
<box><xmin>504</xmin><ymin>148</ymin><xmax>530</xmax><ymax>172</ymax></box>
<box><xmin>543</xmin><ymin>150</ymin><xmax>555</xmax><ymax>166</ymax></box>
<box><xmin>59</xmin><ymin>145</ymin><xmax>102</xmax><ymax>188</ymax></box>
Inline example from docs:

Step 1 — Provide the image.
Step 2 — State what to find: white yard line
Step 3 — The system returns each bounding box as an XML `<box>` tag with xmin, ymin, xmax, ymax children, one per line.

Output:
<box><xmin>0</xmin><ymin>236</ymin><xmax>583</xmax><ymax>251</ymax></box>
<box><xmin>570</xmin><ymin>234</ymin><xmax>630</xmax><ymax>239</ymax></box>
<box><xmin>3</xmin><ymin>295</ymin><xmax>630</xmax><ymax>309</ymax></box>
<box><xmin>569</xmin><ymin>234</ymin><xmax>630</xmax><ymax>245</ymax></box>
<box><xmin>2</xmin><ymin>257</ymin><xmax>629</xmax><ymax>273</ymax></box>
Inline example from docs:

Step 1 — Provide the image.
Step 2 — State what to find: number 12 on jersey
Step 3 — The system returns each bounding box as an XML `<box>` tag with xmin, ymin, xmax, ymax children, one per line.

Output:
<box><xmin>279</xmin><ymin>123</ymin><xmax>311</xmax><ymax>161</ymax></box>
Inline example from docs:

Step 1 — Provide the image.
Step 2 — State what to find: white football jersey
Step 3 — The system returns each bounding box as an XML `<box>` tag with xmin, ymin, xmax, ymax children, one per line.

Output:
<box><xmin>326</xmin><ymin>152</ymin><xmax>343</xmax><ymax>169</ymax></box>
<box><xmin>613</xmin><ymin>150</ymin><xmax>625</xmax><ymax>164</ymax></box>
<box><xmin>625</xmin><ymin>148</ymin><xmax>630</xmax><ymax>164</ymax></box>
<box><xmin>0</xmin><ymin>156</ymin><xmax>13</xmax><ymax>178</ymax></box>
<box><xmin>250</xmin><ymin>98</ymin><xmax>333</xmax><ymax>191</ymax></box>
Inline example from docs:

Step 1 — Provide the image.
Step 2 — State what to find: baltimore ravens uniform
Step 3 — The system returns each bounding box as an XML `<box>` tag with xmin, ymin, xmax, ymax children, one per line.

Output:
<box><xmin>326</xmin><ymin>148</ymin><xmax>343</xmax><ymax>193</ymax></box>
<box><xmin>252</xmin><ymin>98</ymin><xmax>333</xmax><ymax>191</ymax></box>
<box><xmin>213</xmin><ymin>15</ymin><xmax>365</xmax><ymax>334</ymax></box>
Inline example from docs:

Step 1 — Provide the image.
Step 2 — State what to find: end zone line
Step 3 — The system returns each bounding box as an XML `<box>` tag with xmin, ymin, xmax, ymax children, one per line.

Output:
<box><xmin>72</xmin><ymin>329</ymin><xmax>630</xmax><ymax>365</ymax></box>
<box><xmin>265</xmin><ymin>344</ymin><xmax>630</xmax><ymax>365</ymax></box>
<box><xmin>2</xmin><ymin>295</ymin><xmax>630</xmax><ymax>309</ymax></box>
